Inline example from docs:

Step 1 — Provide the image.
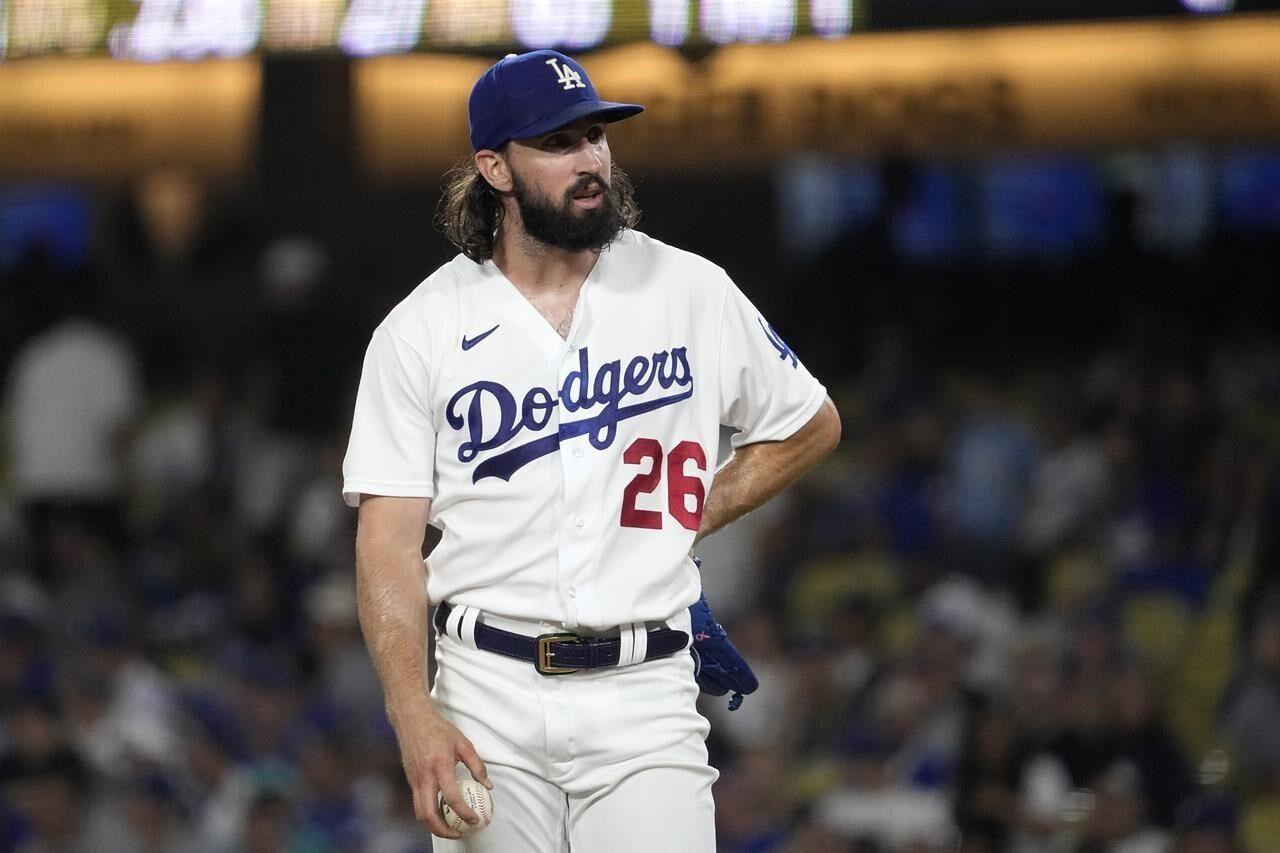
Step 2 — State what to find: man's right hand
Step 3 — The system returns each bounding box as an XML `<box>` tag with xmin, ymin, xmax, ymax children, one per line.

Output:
<box><xmin>392</xmin><ymin>703</ymin><xmax>493</xmax><ymax>839</ymax></box>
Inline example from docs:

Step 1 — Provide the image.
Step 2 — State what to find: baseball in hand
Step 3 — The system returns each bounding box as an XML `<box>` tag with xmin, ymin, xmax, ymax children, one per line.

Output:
<box><xmin>441</xmin><ymin>778</ymin><xmax>494</xmax><ymax>835</ymax></box>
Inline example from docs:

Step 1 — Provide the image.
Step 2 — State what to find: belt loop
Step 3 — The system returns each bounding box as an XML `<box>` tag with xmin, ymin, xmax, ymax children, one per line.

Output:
<box><xmin>631</xmin><ymin>621</ymin><xmax>649</xmax><ymax>663</ymax></box>
<box><xmin>616</xmin><ymin>622</ymin><xmax>635</xmax><ymax>667</ymax></box>
<box><xmin>445</xmin><ymin>605</ymin><xmax>480</xmax><ymax>651</ymax></box>
<box><xmin>458</xmin><ymin>606</ymin><xmax>480</xmax><ymax>651</ymax></box>
<box><xmin>615</xmin><ymin>621</ymin><xmax>648</xmax><ymax>667</ymax></box>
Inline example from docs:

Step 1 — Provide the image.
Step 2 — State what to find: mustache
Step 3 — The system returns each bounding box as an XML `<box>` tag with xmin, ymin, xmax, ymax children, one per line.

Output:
<box><xmin>567</xmin><ymin>174</ymin><xmax>609</xmax><ymax>199</ymax></box>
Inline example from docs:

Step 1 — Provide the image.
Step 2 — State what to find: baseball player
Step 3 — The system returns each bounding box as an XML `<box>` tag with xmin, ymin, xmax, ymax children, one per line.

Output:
<box><xmin>343</xmin><ymin>50</ymin><xmax>840</xmax><ymax>852</ymax></box>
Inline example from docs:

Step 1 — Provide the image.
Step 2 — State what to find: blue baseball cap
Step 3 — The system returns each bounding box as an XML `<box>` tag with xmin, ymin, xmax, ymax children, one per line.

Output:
<box><xmin>468</xmin><ymin>50</ymin><xmax>644</xmax><ymax>152</ymax></box>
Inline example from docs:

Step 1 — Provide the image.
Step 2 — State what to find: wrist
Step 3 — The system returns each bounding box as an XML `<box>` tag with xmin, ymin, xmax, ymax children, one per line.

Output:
<box><xmin>385</xmin><ymin>687</ymin><xmax>438</xmax><ymax>725</ymax></box>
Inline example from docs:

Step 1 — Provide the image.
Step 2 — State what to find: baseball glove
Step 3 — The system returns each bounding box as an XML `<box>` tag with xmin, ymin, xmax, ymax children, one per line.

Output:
<box><xmin>688</xmin><ymin>587</ymin><xmax>759</xmax><ymax>711</ymax></box>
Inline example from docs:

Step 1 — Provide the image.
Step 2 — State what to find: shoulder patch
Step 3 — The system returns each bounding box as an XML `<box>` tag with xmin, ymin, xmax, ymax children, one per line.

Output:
<box><xmin>758</xmin><ymin>318</ymin><xmax>798</xmax><ymax>369</ymax></box>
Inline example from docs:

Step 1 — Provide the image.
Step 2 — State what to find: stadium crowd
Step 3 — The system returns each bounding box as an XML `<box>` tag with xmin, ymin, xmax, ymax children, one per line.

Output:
<box><xmin>1</xmin><ymin>174</ymin><xmax>1279</xmax><ymax>853</ymax></box>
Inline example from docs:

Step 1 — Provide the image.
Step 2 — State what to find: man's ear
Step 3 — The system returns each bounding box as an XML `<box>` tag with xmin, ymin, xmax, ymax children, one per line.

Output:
<box><xmin>475</xmin><ymin>150</ymin><xmax>512</xmax><ymax>193</ymax></box>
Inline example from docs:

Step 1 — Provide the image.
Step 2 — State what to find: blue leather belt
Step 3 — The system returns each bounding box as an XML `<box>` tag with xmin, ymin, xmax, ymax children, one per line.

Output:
<box><xmin>434</xmin><ymin>603</ymin><xmax>689</xmax><ymax>676</ymax></box>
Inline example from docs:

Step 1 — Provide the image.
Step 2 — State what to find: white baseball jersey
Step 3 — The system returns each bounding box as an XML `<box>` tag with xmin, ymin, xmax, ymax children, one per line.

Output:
<box><xmin>342</xmin><ymin>229</ymin><xmax>826</xmax><ymax>630</ymax></box>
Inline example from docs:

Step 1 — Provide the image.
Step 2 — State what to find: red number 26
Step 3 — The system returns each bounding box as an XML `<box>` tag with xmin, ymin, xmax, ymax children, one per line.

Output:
<box><xmin>620</xmin><ymin>438</ymin><xmax>707</xmax><ymax>531</ymax></box>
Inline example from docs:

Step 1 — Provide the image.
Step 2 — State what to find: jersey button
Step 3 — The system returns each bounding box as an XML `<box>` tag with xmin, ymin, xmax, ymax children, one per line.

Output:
<box><xmin>573</xmin><ymin>447</ymin><xmax>584</xmax><ymax>458</ymax></box>
<box><xmin>574</xmin><ymin>517</ymin><xmax>585</xmax><ymax>528</ymax></box>
<box><xmin>568</xmin><ymin>587</ymin><xmax>578</xmax><ymax>598</ymax></box>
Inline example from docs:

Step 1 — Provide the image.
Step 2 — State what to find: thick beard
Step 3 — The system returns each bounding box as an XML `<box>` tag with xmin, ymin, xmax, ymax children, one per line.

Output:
<box><xmin>512</xmin><ymin>171</ymin><xmax>624</xmax><ymax>253</ymax></box>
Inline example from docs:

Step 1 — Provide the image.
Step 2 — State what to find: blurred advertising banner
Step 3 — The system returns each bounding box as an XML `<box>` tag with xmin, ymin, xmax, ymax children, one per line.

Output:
<box><xmin>0</xmin><ymin>59</ymin><xmax>259</xmax><ymax>180</ymax></box>
<box><xmin>355</xmin><ymin>52</ymin><xmax>490</xmax><ymax>178</ymax></box>
<box><xmin>358</xmin><ymin>15</ymin><xmax>1280</xmax><ymax>177</ymax></box>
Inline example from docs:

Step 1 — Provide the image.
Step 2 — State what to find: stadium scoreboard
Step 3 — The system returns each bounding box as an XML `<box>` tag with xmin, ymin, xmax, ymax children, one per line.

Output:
<box><xmin>3</xmin><ymin>0</ymin><xmax>1277</xmax><ymax>61</ymax></box>
<box><xmin>7</xmin><ymin>0</ymin><xmax>851</xmax><ymax>60</ymax></box>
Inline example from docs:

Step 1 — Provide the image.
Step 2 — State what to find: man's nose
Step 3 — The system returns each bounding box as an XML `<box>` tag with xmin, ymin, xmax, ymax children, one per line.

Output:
<box><xmin>574</xmin><ymin>138</ymin><xmax>604</xmax><ymax>173</ymax></box>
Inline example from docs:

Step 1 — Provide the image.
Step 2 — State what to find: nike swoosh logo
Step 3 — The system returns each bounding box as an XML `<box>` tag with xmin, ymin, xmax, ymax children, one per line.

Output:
<box><xmin>461</xmin><ymin>324</ymin><xmax>500</xmax><ymax>351</ymax></box>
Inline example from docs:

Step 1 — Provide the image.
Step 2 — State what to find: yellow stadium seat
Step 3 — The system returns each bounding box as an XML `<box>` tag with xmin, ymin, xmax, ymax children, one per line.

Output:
<box><xmin>786</xmin><ymin>551</ymin><xmax>900</xmax><ymax>628</ymax></box>
<box><xmin>1240</xmin><ymin>794</ymin><xmax>1280</xmax><ymax>853</ymax></box>
<box><xmin>1122</xmin><ymin>592</ymin><xmax>1192</xmax><ymax>675</ymax></box>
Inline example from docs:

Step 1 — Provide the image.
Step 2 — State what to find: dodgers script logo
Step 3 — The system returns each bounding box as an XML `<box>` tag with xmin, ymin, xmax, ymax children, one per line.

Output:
<box><xmin>446</xmin><ymin>346</ymin><xmax>693</xmax><ymax>482</ymax></box>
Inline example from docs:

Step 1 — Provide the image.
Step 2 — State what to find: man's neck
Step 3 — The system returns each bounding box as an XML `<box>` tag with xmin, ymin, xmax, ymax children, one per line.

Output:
<box><xmin>492</xmin><ymin>225</ymin><xmax>599</xmax><ymax>298</ymax></box>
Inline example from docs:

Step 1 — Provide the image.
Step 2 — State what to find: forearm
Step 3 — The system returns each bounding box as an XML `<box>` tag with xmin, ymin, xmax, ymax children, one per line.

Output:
<box><xmin>696</xmin><ymin>396</ymin><xmax>841</xmax><ymax>543</ymax></box>
<box><xmin>354</xmin><ymin>499</ymin><xmax>491</xmax><ymax>835</ymax></box>
<box><xmin>356</xmin><ymin>537</ymin><xmax>435</xmax><ymax>719</ymax></box>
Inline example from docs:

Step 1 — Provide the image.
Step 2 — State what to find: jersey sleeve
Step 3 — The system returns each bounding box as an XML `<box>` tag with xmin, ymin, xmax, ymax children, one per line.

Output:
<box><xmin>342</xmin><ymin>326</ymin><xmax>438</xmax><ymax>507</ymax></box>
<box><xmin>717</xmin><ymin>278</ymin><xmax>827</xmax><ymax>451</ymax></box>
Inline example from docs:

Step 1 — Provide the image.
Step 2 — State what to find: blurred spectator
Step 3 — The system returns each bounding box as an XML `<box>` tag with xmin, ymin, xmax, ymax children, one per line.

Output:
<box><xmin>81</xmin><ymin>768</ymin><xmax>194</xmax><ymax>852</ymax></box>
<box><xmin>0</xmin><ymin>699</ymin><xmax>67</xmax><ymax>786</ymax></box>
<box><xmin>1173</xmin><ymin>788</ymin><xmax>1237</xmax><ymax>853</ymax></box>
<box><xmin>0</xmin><ymin>743</ymin><xmax>90</xmax><ymax>853</ymax></box>
<box><xmin>3</xmin><ymin>269</ymin><xmax>142</xmax><ymax>584</ymax></box>
<box><xmin>1079</xmin><ymin>759</ymin><xmax>1172</xmax><ymax>852</ymax></box>
<box><xmin>285</xmin><ymin>440</ymin><xmax>354</xmax><ymax>574</ymax></box>
<box><xmin>131</xmin><ymin>171</ymin><xmax>209</xmax><ymax>270</ymax></box>
<box><xmin>953</xmin><ymin>700</ymin><xmax>1032</xmax><ymax>849</ymax></box>
<box><xmin>60</xmin><ymin>614</ymin><xmax>180</xmax><ymax>781</ymax></box>
<box><xmin>0</xmin><ymin>600</ymin><xmax>55</xmax><ymax>714</ymax></box>
<box><xmin>303</xmin><ymin>574</ymin><xmax>383</xmax><ymax>735</ymax></box>
<box><xmin>248</xmin><ymin>235</ymin><xmax>358</xmax><ymax>439</ymax></box>
<box><xmin>817</xmin><ymin>779</ymin><xmax>954</xmax><ymax>849</ymax></box>
<box><xmin>704</xmin><ymin>609</ymin><xmax>805</xmax><ymax>752</ymax></box>
<box><xmin>128</xmin><ymin>366</ymin><xmax>231</xmax><ymax>530</ymax></box>
<box><xmin>873</xmin><ymin>406</ymin><xmax>944</xmax><ymax>565</ymax></box>
<box><xmin>241</xmin><ymin>790</ymin><xmax>298</xmax><ymax>853</ymax></box>
<box><xmin>1108</xmin><ymin>661</ymin><xmax>1195</xmax><ymax>829</ymax></box>
<box><xmin>228</xmin><ymin>550</ymin><xmax>297</xmax><ymax>650</ymax></box>
<box><xmin>815</xmin><ymin>636</ymin><xmax>970</xmax><ymax>847</ymax></box>
<box><xmin>944</xmin><ymin>375</ymin><xmax>1038</xmax><ymax>584</ymax></box>
<box><xmin>292</xmin><ymin>727</ymin><xmax>365</xmax><ymax>849</ymax></box>
<box><xmin>176</xmin><ymin>697</ymin><xmax>256</xmax><ymax>853</ymax></box>
<box><xmin>1009</xmin><ymin>628</ymin><xmax>1067</xmax><ymax>745</ymax></box>
<box><xmin>714</xmin><ymin>748</ymin><xmax>794</xmax><ymax>853</ymax></box>
<box><xmin>875</xmin><ymin>646</ymin><xmax>967</xmax><ymax>792</ymax></box>
<box><xmin>1219</xmin><ymin>604</ymin><xmax>1280</xmax><ymax>787</ymax></box>
<box><xmin>362</xmin><ymin>768</ymin><xmax>430</xmax><ymax>853</ymax></box>
<box><xmin>919</xmin><ymin>575</ymin><xmax>1017</xmax><ymax>695</ymax></box>
<box><xmin>1021</xmin><ymin>387</ymin><xmax>1111</xmax><ymax>560</ymax></box>
<box><xmin>1047</xmin><ymin>622</ymin><xmax>1121</xmax><ymax>793</ymax></box>
<box><xmin>1013</xmin><ymin>750</ymin><xmax>1084</xmax><ymax>851</ymax></box>
<box><xmin>219</xmin><ymin>648</ymin><xmax>313</xmax><ymax>787</ymax></box>
<box><xmin>811</xmin><ymin>595</ymin><xmax>884</xmax><ymax>750</ymax></box>
<box><xmin>110</xmin><ymin>170</ymin><xmax>259</xmax><ymax>390</ymax></box>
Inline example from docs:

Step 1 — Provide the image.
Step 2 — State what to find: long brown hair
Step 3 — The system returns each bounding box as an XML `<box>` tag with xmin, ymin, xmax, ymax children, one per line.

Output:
<box><xmin>435</xmin><ymin>157</ymin><xmax>641</xmax><ymax>263</ymax></box>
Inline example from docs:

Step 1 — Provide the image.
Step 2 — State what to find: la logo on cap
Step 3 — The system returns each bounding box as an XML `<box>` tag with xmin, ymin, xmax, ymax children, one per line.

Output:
<box><xmin>546</xmin><ymin>57</ymin><xmax>586</xmax><ymax>91</ymax></box>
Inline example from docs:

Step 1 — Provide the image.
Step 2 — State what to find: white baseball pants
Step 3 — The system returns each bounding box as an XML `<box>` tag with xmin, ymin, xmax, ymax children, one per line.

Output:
<box><xmin>428</xmin><ymin>607</ymin><xmax>718</xmax><ymax>853</ymax></box>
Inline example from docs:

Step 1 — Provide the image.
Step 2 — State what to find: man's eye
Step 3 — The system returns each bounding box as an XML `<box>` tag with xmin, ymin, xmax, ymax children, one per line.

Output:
<box><xmin>587</xmin><ymin>127</ymin><xmax>605</xmax><ymax>143</ymax></box>
<box><xmin>544</xmin><ymin>136</ymin><xmax>566</xmax><ymax>148</ymax></box>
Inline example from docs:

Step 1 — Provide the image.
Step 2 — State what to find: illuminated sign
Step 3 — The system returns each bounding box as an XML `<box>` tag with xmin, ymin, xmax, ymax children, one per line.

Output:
<box><xmin>3</xmin><ymin>15</ymin><xmax>1279</xmax><ymax>179</ymax></box>
<box><xmin>0</xmin><ymin>58</ymin><xmax>260</xmax><ymax>178</ymax></box>
<box><xmin>107</xmin><ymin>0</ymin><xmax>263</xmax><ymax>60</ymax></box>
<box><xmin>356</xmin><ymin>17</ymin><xmax>1280</xmax><ymax>177</ymax></box>
<box><xmin>5</xmin><ymin>0</ymin><xmax>1274</xmax><ymax>60</ymax></box>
